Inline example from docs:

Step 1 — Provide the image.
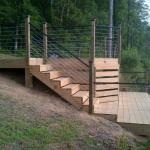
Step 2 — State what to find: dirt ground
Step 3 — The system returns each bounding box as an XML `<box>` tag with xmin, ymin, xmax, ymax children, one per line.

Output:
<box><xmin>0</xmin><ymin>69</ymin><xmax>144</xmax><ymax>150</ymax></box>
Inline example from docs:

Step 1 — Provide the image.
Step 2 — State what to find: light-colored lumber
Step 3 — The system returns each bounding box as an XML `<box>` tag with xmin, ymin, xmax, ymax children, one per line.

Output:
<box><xmin>94</xmin><ymin>58</ymin><xmax>119</xmax><ymax>70</ymax></box>
<box><xmin>96</xmin><ymin>71</ymin><xmax>118</xmax><ymax>77</ymax></box>
<box><xmin>73</xmin><ymin>91</ymin><xmax>89</xmax><ymax>103</ymax></box>
<box><xmin>96</xmin><ymin>90</ymin><xmax>118</xmax><ymax>97</ymax></box>
<box><xmin>94</xmin><ymin>96</ymin><xmax>118</xmax><ymax>104</ymax></box>
<box><xmin>53</xmin><ymin>77</ymin><xmax>71</xmax><ymax>87</ymax></box>
<box><xmin>96</xmin><ymin>84</ymin><xmax>118</xmax><ymax>90</ymax></box>
<box><xmin>96</xmin><ymin>77</ymin><xmax>118</xmax><ymax>83</ymax></box>
<box><xmin>62</xmin><ymin>84</ymin><xmax>80</xmax><ymax>95</ymax></box>
<box><xmin>42</xmin><ymin>71</ymin><xmax>62</xmax><ymax>79</ymax></box>
<box><xmin>117</xmin><ymin>92</ymin><xmax>150</xmax><ymax>136</ymax></box>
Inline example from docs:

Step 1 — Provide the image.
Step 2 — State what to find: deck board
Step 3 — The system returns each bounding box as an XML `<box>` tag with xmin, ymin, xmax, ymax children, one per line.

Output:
<box><xmin>118</xmin><ymin>92</ymin><xmax>150</xmax><ymax>125</ymax></box>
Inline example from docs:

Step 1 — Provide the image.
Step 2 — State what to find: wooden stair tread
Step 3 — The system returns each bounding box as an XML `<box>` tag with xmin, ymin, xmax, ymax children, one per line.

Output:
<box><xmin>96</xmin><ymin>90</ymin><xmax>118</xmax><ymax>97</ymax></box>
<box><xmin>73</xmin><ymin>91</ymin><xmax>89</xmax><ymax>102</ymax></box>
<box><xmin>96</xmin><ymin>84</ymin><xmax>118</xmax><ymax>91</ymax></box>
<box><xmin>62</xmin><ymin>84</ymin><xmax>80</xmax><ymax>95</ymax></box>
<box><xmin>94</xmin><ymin>58</ymin><xmax>119</xmax><ymax>70</ymax></box>
<box><xmin>53</xmin><ymin>77</ymin><xmax>71</xmax><ymax>87</ymax></box>
<box><xmin>42</xmin><ymin>70</ymin><xmax>62</xmax><ymax>79</ymax></box>
<box><xmin>96</xmin><ymin>71</ymin><xmax>118</xmax><ymax>77</ymax></box>
<box><xmin>96</xmin><ymin>77</ymin><xmax>119</xmax><ymax>83</ymax></box>
<box><xmin>94</xmin><ymin>96</ymin><xmax>118</xmax><ymax>104</ymax></box>
<box><xmin>63</xmin><ymin>84</ymin><xmax>79</xmax><ymax>89</ymax></box>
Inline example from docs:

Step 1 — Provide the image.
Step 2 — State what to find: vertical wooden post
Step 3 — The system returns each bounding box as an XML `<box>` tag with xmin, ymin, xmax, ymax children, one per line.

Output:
<box><xmin>25</xmin><ymin>15</ymin><xmax>33</xmax><ymax>88</ymax></box>
<box><xmin>43</xmin><ymin>22</ymin><xmax>48</xmax><ymax>63</ymax></box>
<box><xmin>25</xmin><ymin>16</ymin><xmax>31</xmax><ymax>61</ymax></box>
<box><xmin>89</xmin><ymin>19</ymin><xmax>96</xmax><ymax>114</ymax></box>
<box><xmin>118</xmin><ymin>24</ymin><xmax>122</xmax><ymax>64</ymax></box>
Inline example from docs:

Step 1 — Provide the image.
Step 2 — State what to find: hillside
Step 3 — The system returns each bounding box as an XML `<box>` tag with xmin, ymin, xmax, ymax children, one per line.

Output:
<box><xmin>0</xmin><ymin>69</ymin><xmax>141</xmax><ymax>150</ymax></box>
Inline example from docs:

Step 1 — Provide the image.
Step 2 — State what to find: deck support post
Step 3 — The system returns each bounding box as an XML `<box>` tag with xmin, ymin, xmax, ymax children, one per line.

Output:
<box><xmin>43</xmin><ymin>22</ymin><xmax>48</xmax><ymax>64</ymax></box>
<box><xmin>89</xmin><ymin>19</ymin><xmax>96</xmax><ymax>114</ymax></box>
<box><xmin>25</xmin><ymin>15</ymin><xmax>33</xmax><ymax>88</ymax></box>
<box><xmin>25</xmin><ymin>66</ymin><xmax>33</xmax><ymax>88</ymax></box>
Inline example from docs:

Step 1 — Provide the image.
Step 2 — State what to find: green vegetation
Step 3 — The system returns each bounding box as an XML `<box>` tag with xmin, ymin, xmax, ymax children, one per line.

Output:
<box><xmin>139</xmin><ymin>140</ymin><xmax>150</xmax><ymax>150</ymax></box>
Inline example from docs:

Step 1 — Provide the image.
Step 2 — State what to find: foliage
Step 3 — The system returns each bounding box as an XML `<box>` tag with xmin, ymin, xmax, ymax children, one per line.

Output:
<box><xmin>121</xmin><ymin>48</ymin><xmax>143</xmax><ymax>72</ymax></box>
<box><xmin>117</xmin><ymin>135</ymin><xmax>129</xmax><ymax>150</ymax></box>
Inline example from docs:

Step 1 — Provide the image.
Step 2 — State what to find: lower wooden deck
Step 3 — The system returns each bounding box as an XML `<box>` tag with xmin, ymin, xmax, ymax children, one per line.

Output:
<box><xmin>118</xmin><ymin>92</ymin><xmax>150</xmax><ymax>136</ymax></box>
<box><xmin>94</xmin><ymin>92</ymin><xmax>150</xmax><ymax>136</ymax></box>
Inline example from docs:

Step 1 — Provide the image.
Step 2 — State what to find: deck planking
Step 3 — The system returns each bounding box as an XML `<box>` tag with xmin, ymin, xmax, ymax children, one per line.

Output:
<box><xmin>118</xmin><ymin>92</ymin><xmax>150</xmax><ymax>136</ymax></box>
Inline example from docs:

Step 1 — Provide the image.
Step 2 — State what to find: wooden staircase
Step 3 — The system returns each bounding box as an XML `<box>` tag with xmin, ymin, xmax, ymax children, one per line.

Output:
<box><xmin>93</xmin><ymin>58</ymin><xmax>119</xmax><ymax>121</ymax></box>
<box><xmin>30</xmin><ymin>61</ymin><xmax>89</xmax><ymax>110</ymax></box>
<box><xmin>29</xmin><ymin>58</ymin><xmax>119</xmax><ymax>116</ymax></box>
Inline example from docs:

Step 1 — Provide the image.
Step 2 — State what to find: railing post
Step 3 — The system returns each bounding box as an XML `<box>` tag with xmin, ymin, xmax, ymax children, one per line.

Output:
<box><xmin>25</xmin><ymin>15</ymin><xmax>31</xmax><ymax>63</ymax></box>
<box><xmin>25</xmin><ymin>15</ymin><xmax>33</xmax><ymax>88</ymax></box>
<box><xmin>89</xmin><ymin>19</ymin><xmax>96</xmax><ymax>114</ymax></box>
<box><xmin>118</xmin><ymin>24</ymin><xmax>122</xmax><ymax>64</ymax></box>
<box><xmin>43</xmin><ymin>22</ymin><xmax>48</xmax><ymax>63</ymax></box>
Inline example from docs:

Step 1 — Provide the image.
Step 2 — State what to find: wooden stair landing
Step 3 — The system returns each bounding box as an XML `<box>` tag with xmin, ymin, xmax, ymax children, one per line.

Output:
<box><xmin>118</xmin><ymin>92</ymin><xmax>150</xmax><ymax>136</ymax></box>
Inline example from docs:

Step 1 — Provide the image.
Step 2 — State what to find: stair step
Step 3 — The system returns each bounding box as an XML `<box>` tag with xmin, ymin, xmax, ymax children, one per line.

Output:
<box><xmin>42</xmin><ymin>71</ymin><xmax>62</xmax><ymax>79</ymax></box>
<box><xmin>96</xmin><ymin>77</ymin><xmax>119</xmax><ymax>83</ymax></box>
<box><xmin>53</xmin><ymin>77</ymin><xmax>71</xmax><ymax>87</ymax></box>
<box><xmin>94</xmin><ymin>96</ymin><xmax>118</xmax><ymax>104</ymax></box>
<box><xmin>96</xmin><ymin>84</ymin><xmax>119</xmax><ymax>91</ymax></box>
<box><xmin>62</xmin><ymin>84</ymin><xmax>80</xmax><ymax>95</ymax></box>
<box><xmin>73</xmin><ymin>91</ymin><xmax>89</xmax><ymax>103</ymax></box>
<box><xmin>96</xmin><ymin>71</ymin><xmax>119</xmax><ymax>78</ymax></box>
<box><xmin>40</xmin><ymin>65</ymin><xmax>53</xmax><ymax>71</ymax></box>
<box><xmin>96</xmin><ymin>90</ymin><xmax>118</xmax><ymax>97</ymax></box>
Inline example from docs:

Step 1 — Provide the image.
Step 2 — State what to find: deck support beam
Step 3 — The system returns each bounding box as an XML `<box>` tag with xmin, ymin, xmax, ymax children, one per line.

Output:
<box><xmin>25</xmin><ymin>66</ymin><xmax>33</xmax><ymax>88</ymax></box>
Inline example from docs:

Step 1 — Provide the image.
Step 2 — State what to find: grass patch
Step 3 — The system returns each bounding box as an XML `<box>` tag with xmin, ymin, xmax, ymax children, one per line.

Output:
<box><xmin>139</xmin><ymin>140</ymin><xmax>150</xmax><ymax>150</ymax></box>
<box><xmin>0</xmin><ymin>118</ymin><xmax>80</xmax><ymax>149</ymax></box>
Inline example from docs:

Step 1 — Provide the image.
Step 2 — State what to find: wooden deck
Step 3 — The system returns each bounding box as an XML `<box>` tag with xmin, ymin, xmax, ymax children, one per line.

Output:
<box><xmin>118</xmin><ymin>92</ymin><xmax>150</xmax><ymax>136</ymax></box>
<box><xmin>94</xmin><ymin>91</ymin><xmax>150</xmax><ymax>136</ymax></box>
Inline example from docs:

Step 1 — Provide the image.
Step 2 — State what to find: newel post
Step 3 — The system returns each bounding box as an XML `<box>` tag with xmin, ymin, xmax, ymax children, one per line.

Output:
<box><xmin>25</xmin><ymin>15</ymin><xmax>33</xmax><ymax>88</ymax></box>
<box><xmin>43</xmin><ymin>22</ymin><xmax>48</xmax><ymax>63</ymax></box>
<box><xmin>89</xmin><ymin>19</ymin><xmax>96</xmax><ymax>114</ymax></box>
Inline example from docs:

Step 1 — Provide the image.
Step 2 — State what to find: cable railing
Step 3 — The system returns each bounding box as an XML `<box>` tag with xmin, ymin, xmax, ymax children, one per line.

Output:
<box><xmin>95</xmin><ymin>25</ymin><xmax>121</xmax><ymax>58</ymax></box>
<box><xmin>0</xmin><ymin>23</ymin><xmax>26</xmax><ymax>58</ymax></box>
<box><xmin>47</xmin><ymin>25</ymin><xmax>91</xmax><ymax>59</ymax></box>
<box><xmin>30</xmin><ymin>24</ymin><xmax>44</xmax><ymax>58</ymax></box>
<box><xmin>119</xmin><ymin>71</ymin><xmax>150</xmax><ymax>93</ymax></box>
